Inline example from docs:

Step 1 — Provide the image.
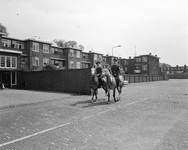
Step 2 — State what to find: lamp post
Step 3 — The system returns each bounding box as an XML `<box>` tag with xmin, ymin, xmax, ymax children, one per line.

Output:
<box><xmin>112</xmin><ymin>45</ymin><xmax>121</xmax><ymax>56</ymax></box>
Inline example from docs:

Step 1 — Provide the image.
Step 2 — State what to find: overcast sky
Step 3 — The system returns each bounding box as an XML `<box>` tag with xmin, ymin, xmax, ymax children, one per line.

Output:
<box><xmin>0</xmin><ymin>0</ymin><xmax>187</xmax><ymax>66</ymax></box>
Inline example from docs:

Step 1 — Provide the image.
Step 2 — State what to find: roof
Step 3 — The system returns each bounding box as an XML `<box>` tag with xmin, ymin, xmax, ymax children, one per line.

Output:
<box><xmin>2</xmin><ymin>36</ymin><xmax>24</xmax><ymax>41</ymax></box>
<box><xmin>61</xmin><ymin>47</ymin><xmax>83</xmax><ymax>51</ymax></box>
<box><xmin>135</xmin><ymin>54</ymin><xmax>160</xmax><ymax>59</ymax></box>
<box><xmin>24</xmin><ymin>38</ymin><xmax>51</xmax><ymax>44</ymax></box>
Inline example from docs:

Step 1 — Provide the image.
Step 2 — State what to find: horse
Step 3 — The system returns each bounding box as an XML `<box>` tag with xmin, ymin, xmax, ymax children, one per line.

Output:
<box><xmin>105</xmin><ymin>72</ymin><xmax>124</xmax><ymax>103</ymax></box>
<box><xmin>90</xmin><ymin>67</ymin><xmax>108</xmax><ymax>103</ymax></box>
<box><xmin>90</xmin><ymin>67</ymin><xmax>99</xmax><ymax>103</ymax></box>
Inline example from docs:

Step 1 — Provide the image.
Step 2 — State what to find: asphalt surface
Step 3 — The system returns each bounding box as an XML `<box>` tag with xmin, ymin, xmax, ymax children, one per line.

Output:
<box><xmin>0</xmin><ymin>79</ymin><xmax>188</xmax><ymax>150</ymax></box>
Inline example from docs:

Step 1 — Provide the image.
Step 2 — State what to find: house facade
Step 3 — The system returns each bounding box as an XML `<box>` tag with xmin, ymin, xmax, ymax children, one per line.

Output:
<box><xmin>134</xmin><ymin>53</ymin><xmax>160</xmax><ymax>75</ymax></box>
<box><xmin>161</xmin><ymin>65</ymin><xmax>188</xmax><ymax>75</ymax></box>
<box><xmin>0</xmin><ymin>34</ymin><xmax>163</xmax><ymax>88</ymax></box>
<box><xmin>0</xmin><ymin>33</ymin><xmax>23</xmax><ymax>88</ymax></box>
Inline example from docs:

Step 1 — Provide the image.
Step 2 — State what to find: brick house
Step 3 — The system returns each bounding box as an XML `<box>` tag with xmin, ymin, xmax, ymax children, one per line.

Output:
<box><xmin>0</xmin><ymin>33</ymin><xmax>23</xmax><ymax>88</ymax></box>
<box><xmin>161</xmin><ymin>65</ymin><xmax>188</xmax><ymax>75</ymax></box>
<box><xmin>134</xmin><ymin>53</ymin><xmax>160</xmax><ymax>75</ymax></box>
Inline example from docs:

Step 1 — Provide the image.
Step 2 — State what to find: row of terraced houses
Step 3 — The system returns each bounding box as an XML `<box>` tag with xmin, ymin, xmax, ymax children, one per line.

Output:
<box><xmin>0</xmin><ymin>33</ymin><xmax>162</xmax><ymax>88</ymax></box>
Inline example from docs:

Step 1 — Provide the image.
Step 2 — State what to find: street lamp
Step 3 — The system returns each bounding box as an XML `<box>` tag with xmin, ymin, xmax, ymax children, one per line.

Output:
<box><xmin>112</xmin><ymin>45</ymin><xmax>121</xmax><ymax>56</ymax></box>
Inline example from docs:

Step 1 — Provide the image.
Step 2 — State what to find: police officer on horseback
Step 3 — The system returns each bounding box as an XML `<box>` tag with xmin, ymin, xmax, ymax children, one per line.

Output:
<box><xmin>111</xmin><ymin>58</ymin><xmax>120</xmax><ymax>86</ymax></box>
<box><xmin>95</xmin><ymin>61</ymin><xmax>103</xmax><ymax>88</ymax></box>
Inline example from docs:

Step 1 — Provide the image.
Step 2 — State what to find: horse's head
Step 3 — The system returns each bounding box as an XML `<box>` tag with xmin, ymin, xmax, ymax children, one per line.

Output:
<box><xmin>91</xmin><ymin>67</ymin><xmax>95</xmax><ymax>76</ymax></box>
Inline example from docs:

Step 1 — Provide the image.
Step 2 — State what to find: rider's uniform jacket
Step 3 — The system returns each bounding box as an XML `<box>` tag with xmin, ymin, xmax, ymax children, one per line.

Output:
<box><xmin>111</xmin><ymin>65</ymin><xmax>120</xmax><ymax>77</ymax></box>
<box><xmin>95</xmin><ymin>66</ymin><xmax>103</xmax><ymax>76</ymax></box>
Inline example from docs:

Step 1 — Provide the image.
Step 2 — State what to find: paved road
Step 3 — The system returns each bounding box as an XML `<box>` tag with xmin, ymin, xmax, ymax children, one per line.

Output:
<box><xmin>0</xmin><ymin>79</ymin><xmax>188</xmax><ymax>150</ymax></box>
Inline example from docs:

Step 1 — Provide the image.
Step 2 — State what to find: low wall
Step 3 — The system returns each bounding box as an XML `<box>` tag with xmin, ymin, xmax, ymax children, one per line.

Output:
<box><xmin>18</xmin><ymin>70</ymin><xmax>168</xmax><ymax>95</ymax></box>
<box><xmin>168</xmin><ymin>74</ymin><xmax>188</xmax><ymax>79</ymax></box>
<box><xmin>124</xmin><ymin>75</ymin><xmax>168</xmax><ymax>83</ymax></box>
<box><xmin>18</xmin><ymin>69</ymin><xmax>91</xmax><ymax>95</ymax></box>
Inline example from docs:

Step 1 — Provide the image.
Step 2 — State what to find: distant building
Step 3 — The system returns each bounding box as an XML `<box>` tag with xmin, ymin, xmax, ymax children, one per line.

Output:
<box><xmin>161</xmin><ymin>65</ymin><xmax>188</xmax><ymax>75</ymax></box>
<box><xmin>119</xmin><ymin>57</ymin><xmax>135</xmax><ymax>74</ymax></box>
<box><xmin>134</xmin><ymin>53</ymin><xmax>160</xmax><ymax>75</ymax></box>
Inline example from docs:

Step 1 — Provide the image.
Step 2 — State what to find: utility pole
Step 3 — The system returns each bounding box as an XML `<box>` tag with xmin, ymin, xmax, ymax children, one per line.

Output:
<box><xmin>134</xmin><ymin>46</ymin><xmax>137</xmax><ymax>57</ymax></box>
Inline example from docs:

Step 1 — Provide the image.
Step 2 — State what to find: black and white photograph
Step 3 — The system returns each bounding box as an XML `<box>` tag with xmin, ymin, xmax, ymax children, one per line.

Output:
<box><xmin>0</xmin><ymin>0</ymin><xmax>188</xmax><ymax>149</ymax></box>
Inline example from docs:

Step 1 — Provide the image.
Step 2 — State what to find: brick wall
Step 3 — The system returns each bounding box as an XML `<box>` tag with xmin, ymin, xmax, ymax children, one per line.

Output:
<box><xmin>19</xmin><ymin>68</ymin><xmax>91</xmax><ymax>95</ymax></box>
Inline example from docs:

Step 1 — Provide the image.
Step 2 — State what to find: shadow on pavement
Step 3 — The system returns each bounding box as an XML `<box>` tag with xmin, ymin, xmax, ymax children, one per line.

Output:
<box><xmin>70</xmin><ymin>98</ymin><xmax>114</xmax><ymax>108</ymax></box>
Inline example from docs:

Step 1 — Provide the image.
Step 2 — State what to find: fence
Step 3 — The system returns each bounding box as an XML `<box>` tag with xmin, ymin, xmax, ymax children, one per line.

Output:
<box><xmin>18</xmin><ymin>69</ymin><xmax>91</xmax><ymax>95</ymax></box>
<box><xmin>124</xmin><ymin>74</ymin><xmax>168</xmax><ymax>83</ymax></box>
<box><xmin>168</xmin><ymin>73</ymin><xmax>188</xmax><ymax>79</ymax></box>
<box><xmin>18</xmin><ymin>69</ymin><xmax>168</xmax><ymax>95</ymax></box>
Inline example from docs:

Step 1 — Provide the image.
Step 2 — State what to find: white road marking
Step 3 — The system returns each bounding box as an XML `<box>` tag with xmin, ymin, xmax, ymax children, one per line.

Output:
<box><xmin>0</xmin><ymin>122</ymin><xmax>70</xmax><ymax>148</ymax></box>
<box><xmin>0</xmin><ymin>98</ymin><xmax>148</xmax><ymax>148</ymax></box>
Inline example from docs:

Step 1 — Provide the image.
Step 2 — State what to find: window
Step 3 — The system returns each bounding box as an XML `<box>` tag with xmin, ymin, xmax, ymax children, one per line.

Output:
<box><xmin>32</xmin><ymin>57</ymin><xmax>39</xmax><ymax>66</ymax></box>
<box><xmin>58</xmin><ymin>61</ymin><xmax>63</xmax><ymax>67</ymax></box>
<box><xmin>82</xmin><ymin>63</ymin><xmax>89</xmax><ymax>68</ymax></box>
<box><xmin>98</xmin><ymin>55</ymin><xmax>103</xmax><ymax>61</ymax></box>
<box><xmin>51</xmin><ymin>48</ymin><xmax>54</xmax><ymax>54</ymax></box>
<box><xmin>142</xmin><ymin>56</ymin><xmax>147</xmax><ymax>62</ymax></box>
<box><xmin>6</xmin><ymin>56</ymin><xmax>11</xmax><ymax>68</ymax></box>
<box><xmin>77</xmin><ymin>51</ymin><xmax>81</xmax><ymax>58</ymax></box>
<box><xmin>0</xmin><ymin>56</ymin><xmax>5</xmax><ymax>67</ymax></box>
<box><xmin>82</xmin><ymin>53</ymin><xmax>88</xmax><ymax>59</ymax></box>
<box><xmin>70</xmin><ymin>61</ymin><xmax>74</xmax><ymax>69</ymax></box>
<box><xmin>136</xmin><ymin>57</ymin><xmax>141</xmax><ymax>62</ymax></box>
<box><xmin>33</xmin><ymin>42</ymin><xmax>39</xmax><ymax>52</ymax></box>
<box><xmin>12</xmin><ymin>41</ymin><xmax>24</xmax><ymax>49</ymax></box>
<box><xmin>12</xmin><ymin>57</ymin><xmax>17</xmax><ymax>68</ymax></box>
<box><xmin>70</xmin><ymin>50</ymin><xmax>74</xmax><ymax>57</ymax></box>
<box><xmin>142</xmin><ymin>64</ymin><xmax>147</xmax><ymax>71</ymax></box>
<box><xmin>0</xmin><ymin>56</ymin><xmax>17</xmax><ymax>68</ymax></box>
<box><xmin>43</xmin><ymin>58</ymin><xmax>49</xmax><ymax>66</ymax></box>
<box><xmin>54</xmin><ymin>48</ymin><xmax>59</xmax><ymax>55</ymax></box>
<box><xmin>76</xmin><ymin>62</ymin><xmax>81</xmax><ymax>69</ymax></box>
<box><xmin>2</xmin><ymin>39</ymin><xmax>11</xmax><ymax>47</ymax></box>
<box><xmin>94</xmin><ymin>54</ymin><xmax>97</xmax><ymax>60</ymax></box>
<box><xmin>43</xmin><ymin>44</ymin><xmax>49</xmax><ymax>53</ymax></box>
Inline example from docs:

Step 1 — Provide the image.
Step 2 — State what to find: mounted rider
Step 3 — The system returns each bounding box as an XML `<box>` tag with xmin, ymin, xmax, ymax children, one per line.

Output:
<box><xmin>111</xmin><ymin>58</ymin><xmax>121</xmax><ymax>86</ymax></box>
<box><xmin>94</xmin><ymin>61</ymin><xmax>104</xmax><ymax>88</ymax></box>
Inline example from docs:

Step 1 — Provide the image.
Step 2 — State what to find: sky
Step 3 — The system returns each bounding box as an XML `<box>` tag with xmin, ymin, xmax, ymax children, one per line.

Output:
<box><xmin>0</xmin><ymin>0</ymin><xmax>188</xmax><ymax>66</ymax></box>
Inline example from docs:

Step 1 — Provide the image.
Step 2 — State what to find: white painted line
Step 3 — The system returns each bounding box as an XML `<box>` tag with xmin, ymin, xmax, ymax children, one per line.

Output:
<box><xmin>96</xmin><ymin>98</ymin><xmax>149</xmax><ymax>115</ymax></box>
<box><xmin>0</xmin><ymin>97</ymin><xmax>149</xmax><ymax>148</ymax></box>
<box><xmin>0</xmin><ymin>122</ymin><xmax>70</xmax><ymax>148</ymax></box>
<box><xmin>82</xmin><ymin>115</ymin><xmax>95</xmax><ymax>120</ymax></box>
<box><xmin>97</xmin><ymin>109</ymin><xmax>111</xmax><ymax>114</ymax></box>
<box><xmin>123</xmin><ymin>98</ymin><xmax>148</xmax><ymax>107</ymax></box>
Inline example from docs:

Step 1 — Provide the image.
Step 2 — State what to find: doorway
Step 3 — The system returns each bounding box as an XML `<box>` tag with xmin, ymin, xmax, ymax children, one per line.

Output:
<box><xmin>0</xmin><ymin>71</ymin><xmax>11</xmax><ymax>88</ymax></box>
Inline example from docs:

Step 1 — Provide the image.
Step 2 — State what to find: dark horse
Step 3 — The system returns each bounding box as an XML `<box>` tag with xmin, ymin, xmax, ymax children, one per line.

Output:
<box><xmin>105</xmin><ymin>72</ymin><xmax>124</xmax><ymax>103</ymax></box>
<box><xmin>90</xmin><ymin>68</ymin><xmax>107</xmax><ymax>103</ymax></box>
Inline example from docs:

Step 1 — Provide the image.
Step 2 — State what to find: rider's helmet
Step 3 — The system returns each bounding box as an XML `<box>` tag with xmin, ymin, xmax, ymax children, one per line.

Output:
<box><xmin>96</xmin><ymin>61</ymin><xmax>100</xmax><ymax>65</ymax></box>
<box><xmin>113</xmin><ymin>58</ymin><xmax>118</xmax><ymax>61</ymax></box>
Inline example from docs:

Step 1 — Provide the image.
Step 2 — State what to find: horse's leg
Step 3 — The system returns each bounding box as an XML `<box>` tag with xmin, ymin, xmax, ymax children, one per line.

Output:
<box><xmin>117</xmin><ymin>83</ymin><xmax>123</xmax><ymax>101</ymax></box>
<box><xmin>113</xmin><ymin>88</ymin><xmax>116</xmax><ymax>102</ymax></box>
<box><xmin>95</xmin><ymin>89</ymin><xmax>98</xmax><ymax>100</ymax></box>
<box><xmin>107</xmin><ymin>89</ymin><xmax>110</xmax><ymax>103</ymax></box>
<box><xmin>91</xmin><ymin>89</ymin><xmax>94</xmax><ymax>103</ymax></box>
